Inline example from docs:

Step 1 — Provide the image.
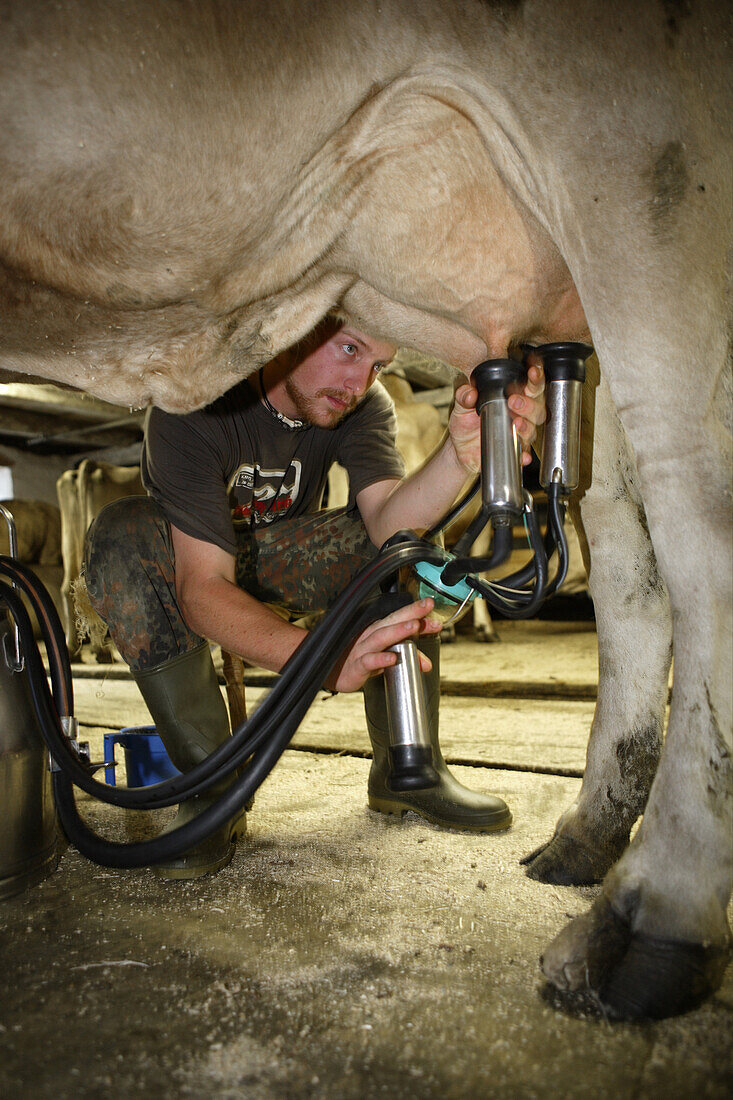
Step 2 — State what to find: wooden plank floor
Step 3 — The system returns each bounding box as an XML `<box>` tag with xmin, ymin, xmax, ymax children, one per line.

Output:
<box><xmin>71</xmin><ymin>619</ymin><xmax>604</xmax><ymax>783</ymax></box>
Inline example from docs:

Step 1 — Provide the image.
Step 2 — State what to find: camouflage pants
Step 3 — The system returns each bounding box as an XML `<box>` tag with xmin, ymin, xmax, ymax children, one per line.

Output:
<box><xmin>83</xmin><ymin>496</ymin><xmax>378</xmax><ymax>672</ymax></box>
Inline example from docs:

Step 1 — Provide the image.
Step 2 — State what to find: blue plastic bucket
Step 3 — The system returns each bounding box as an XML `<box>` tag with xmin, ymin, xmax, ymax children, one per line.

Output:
<box><xmin>103</xmin><ymin>726</ymin><xmax>180</xmax><ymax>787</ymax></box>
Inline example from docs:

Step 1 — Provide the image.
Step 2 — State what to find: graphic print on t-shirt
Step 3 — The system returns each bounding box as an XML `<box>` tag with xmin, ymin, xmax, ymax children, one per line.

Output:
<box><xmin>228</xmin><ymin>460</ymin><xmax>302</xmax><ymax>526</ymax></box>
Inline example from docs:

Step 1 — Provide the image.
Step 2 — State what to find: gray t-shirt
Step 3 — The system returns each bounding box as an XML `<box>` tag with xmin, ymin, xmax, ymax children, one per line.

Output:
<box><xmin>141</xmin><ymin>377</ymin><xmax>405</xmax><ymax>554</ymax></box>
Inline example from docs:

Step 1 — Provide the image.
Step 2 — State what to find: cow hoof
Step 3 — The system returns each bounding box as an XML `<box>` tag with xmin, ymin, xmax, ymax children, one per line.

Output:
<box><xmin>475</xmin><ymin>625</ymin><xmax>500</xmax><ymax>644</ymax></box>
<box><xmin>521</xmin><ymin>832</ymin><xmax>627</xmax><ymax>885</ymax></box>
<box><xmin>541</xmin><ymin>896</ymin><xmax>732</xmax><ymax>1020</ymax></box>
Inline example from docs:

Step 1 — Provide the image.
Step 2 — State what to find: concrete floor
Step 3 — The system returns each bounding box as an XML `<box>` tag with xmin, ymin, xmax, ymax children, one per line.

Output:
<box><xmin>1</xmin><ymin>620</ymin><xmax>731</xmax><ymax>1099</ymax></box>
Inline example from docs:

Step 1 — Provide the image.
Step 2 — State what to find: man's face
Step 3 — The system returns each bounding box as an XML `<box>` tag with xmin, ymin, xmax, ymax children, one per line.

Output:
<box><xmin>284</xmin><ymin>326</ymin><xmax>396</xmax><ymax>428</ymax></box>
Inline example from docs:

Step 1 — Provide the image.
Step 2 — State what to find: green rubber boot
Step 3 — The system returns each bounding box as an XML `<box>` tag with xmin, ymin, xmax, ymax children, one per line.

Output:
<box><xmin>364</xmin><ymin>635</ymin><xmax>512</xmax><ymax>832</ymax></box>
<box><xmin>133</xmin><ymin>643</ymin><xmax>247</xmax><ymax>879</ymax></box>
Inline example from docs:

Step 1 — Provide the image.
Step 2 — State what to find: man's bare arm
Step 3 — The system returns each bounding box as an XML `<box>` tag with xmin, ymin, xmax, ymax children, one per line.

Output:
<box><xmin>170</xmin><ymin>525</ymin><xmax>440</xmax><ymax>692</ymax></box>
<box><xmin>171</xmin><ymin>526</ymin><xmax>308</xmax><ymax>674</ymax></box>
<box><xmin>357</xmin><ymin>365</ymin><xmax>546</xmax><ymax>548</ymax></box>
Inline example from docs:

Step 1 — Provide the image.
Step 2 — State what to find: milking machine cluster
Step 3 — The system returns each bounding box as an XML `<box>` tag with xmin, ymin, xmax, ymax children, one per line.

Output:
<box><xmin>0</xmin><ymin>342</ymin><xmax>592</xmax><ymax>887</ymax></box>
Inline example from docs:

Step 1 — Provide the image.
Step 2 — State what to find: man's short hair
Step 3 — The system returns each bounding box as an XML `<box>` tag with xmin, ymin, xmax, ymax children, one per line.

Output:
<box><xmin>292</xmin><ymin>312</ymin><xmax>354</xmax><ymax>358</ymax></box>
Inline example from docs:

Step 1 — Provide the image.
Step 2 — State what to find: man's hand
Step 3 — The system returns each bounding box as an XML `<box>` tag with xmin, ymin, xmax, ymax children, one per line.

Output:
<box><xmin>325</xmin><ymin>597</ymin><xmax>441</xmax><ymax>694</ymax></box>
<box><xmin>448</xmin><ymin>363</ymin><xmax>546</xmax><ymax>472</ymax></box>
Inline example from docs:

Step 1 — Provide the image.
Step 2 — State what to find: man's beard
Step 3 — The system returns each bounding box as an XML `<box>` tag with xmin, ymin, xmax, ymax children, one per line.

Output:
<box><xmin>283</xmin><ymin>378</ymin><xmax>358</xmax><ymax>427</ymax></box>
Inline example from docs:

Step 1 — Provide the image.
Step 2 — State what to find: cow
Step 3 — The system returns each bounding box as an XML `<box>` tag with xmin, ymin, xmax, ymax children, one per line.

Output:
<box><xmin>0</xmin><ymin>498</ymin><xmax>64</xmax><ymax>634</ymax></box>
<box><xmin>0</xmin><ymin>499</ymin><xmax>61</xmax><ymax>568</ymax></box>
<box><xmin>56</xmin><ymin>459</ymin><xmax>144</xmax><ymax>660</ymax></box>
<box><xmin>0</xmin><ymin>0</ymin><xmax>730</xmax><ymax>1020</ymax></box>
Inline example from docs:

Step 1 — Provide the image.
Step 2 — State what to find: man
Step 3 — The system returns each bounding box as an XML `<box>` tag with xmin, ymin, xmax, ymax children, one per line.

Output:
<box><xmin>84</xmin><ymin>318</ymin><xmax>545</xmax><ymax>878</ymax></box>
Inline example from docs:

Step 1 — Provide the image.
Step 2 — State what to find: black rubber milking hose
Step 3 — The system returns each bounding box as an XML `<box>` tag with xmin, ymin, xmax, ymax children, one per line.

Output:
<box><xmin>5</xmin><ymin>539</ymin><xmax>449</xmax><ymax>866</ymax></box>
<box><xmin>440</xmin><ymin>523</ymin><xmax>513</xmax><ymax>587</ymax></box>
<box><xmin>52</xmin><ymin>547</ymin><xmax>446</xmax><ymax>867</ymax></box>
<box><xmin>498</xmin><ymin>482</ymin><xmax>567</xmax><ymax>591</ymax></box>
<box><xmin>54</xmin><ymin>609</ymin><xmax>357</xmax><ymax>868</ymax></box>
<box><xmin>0</xmin><ymin>568</ymin><xmax>344</xmax><ymax>813</ymax></box>
<box><xmin>464</xmin><ymin>503</ymin><xmax>549</xmax><ymax>618</ymax></box>
<box><xmin>10</xmin><ymin>514</ymin><xmax>562</xmax><ymax>869</ymax></box>
<box><xmin>0</xmin><ymin>557</ymin><xmax>72</xmax><ymax>714</ymax></box>
<box><xmin>472</xmin><ymin>483</ymin><xmax>568</xmax><ymax>600</ymax></box>
<box><xmin>4</xmin><ymin>515</ymin><xmax>559</xmax><ymax>866</ymax></box>
<box><xmin>497</xmin><ymin>517</ymin><xmax>555</xmax><ymax>590</ymax></box>
<box><xmin>449</xmin><ymin>501</ymin><xmax>493</xmax><ymax>559</ymax></box>
<box><xmin>0</xmin><ymin>573</ymin><xmax>391</xmax><ymax>866</ymax></box>
<box><xmin>541</xmin><ymin>485</ymin><xmax>569</xmax><ymax>597</ymax></box>
<box><xmin>2</xmin><ymin>539</ymin><xmax>445</xmax><ymax>811</ymax></box>
<box><xmin>0</xmin><ymin>581</ymin><xmax>77</xmax><ymax>738</ymax></box>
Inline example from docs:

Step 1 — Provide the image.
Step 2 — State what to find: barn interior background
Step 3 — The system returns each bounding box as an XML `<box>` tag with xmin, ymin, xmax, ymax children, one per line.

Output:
<box><xmin>0</xmin><ymin>360</ymin><xmax>729</xmax><ymax>1100</ymax></box>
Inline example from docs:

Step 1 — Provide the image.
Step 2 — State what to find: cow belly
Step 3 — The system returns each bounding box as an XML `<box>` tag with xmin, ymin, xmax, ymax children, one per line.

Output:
<box><xmin>333</xmin><ymin>96</ymin><xmax>587</xmax><ymax>361</ymax></box>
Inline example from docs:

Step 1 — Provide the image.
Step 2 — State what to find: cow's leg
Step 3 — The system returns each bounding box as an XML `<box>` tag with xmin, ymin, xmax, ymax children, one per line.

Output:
<box><xmin>538</xmin><ymin>315</ymin><xmax>732</xmax><ymax>1017</ymax></box>
<box><xmin>83</xmin><ymin>495</ymin><xmax>205</xmax><ymax>670</ymax></box>
<box><xmin>523</xmin><ymin>363</ymin><xmax>670</xmax><ymax>885</ymax></box>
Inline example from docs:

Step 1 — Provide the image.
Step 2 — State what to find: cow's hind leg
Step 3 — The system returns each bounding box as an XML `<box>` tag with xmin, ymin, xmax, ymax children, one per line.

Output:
<box><xmin>538</xmin><ymin>307</ymin><xmax>732</xmax><ymax>1019</ymax></box>
<box><xmin>523</xmin><ymin>364</ymin><xmax>670</xmax><ymax>885</ymax></box>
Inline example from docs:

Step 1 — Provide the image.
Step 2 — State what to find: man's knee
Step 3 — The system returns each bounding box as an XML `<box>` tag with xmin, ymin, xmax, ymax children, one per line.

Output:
<box><xmin>86</xmin><ymin>496</ymin><xmax>161</xmax><ymax>555</ymax></box>
<box><xmin>84</xmin><ymin>496</ymin><xmax>171</xmax><ymax>605</ymax></box>
<box><xmin>81</xmin><ymin>494</ymin><xmax>200</xmax><ymax>671</ymax></box>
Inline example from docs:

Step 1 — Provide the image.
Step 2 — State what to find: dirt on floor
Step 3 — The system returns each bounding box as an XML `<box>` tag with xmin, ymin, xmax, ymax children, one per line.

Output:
<box><xmin>0</xmin><ymin>623</ymin><xmax>729</xmax><ymax>1099</ymax></box>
